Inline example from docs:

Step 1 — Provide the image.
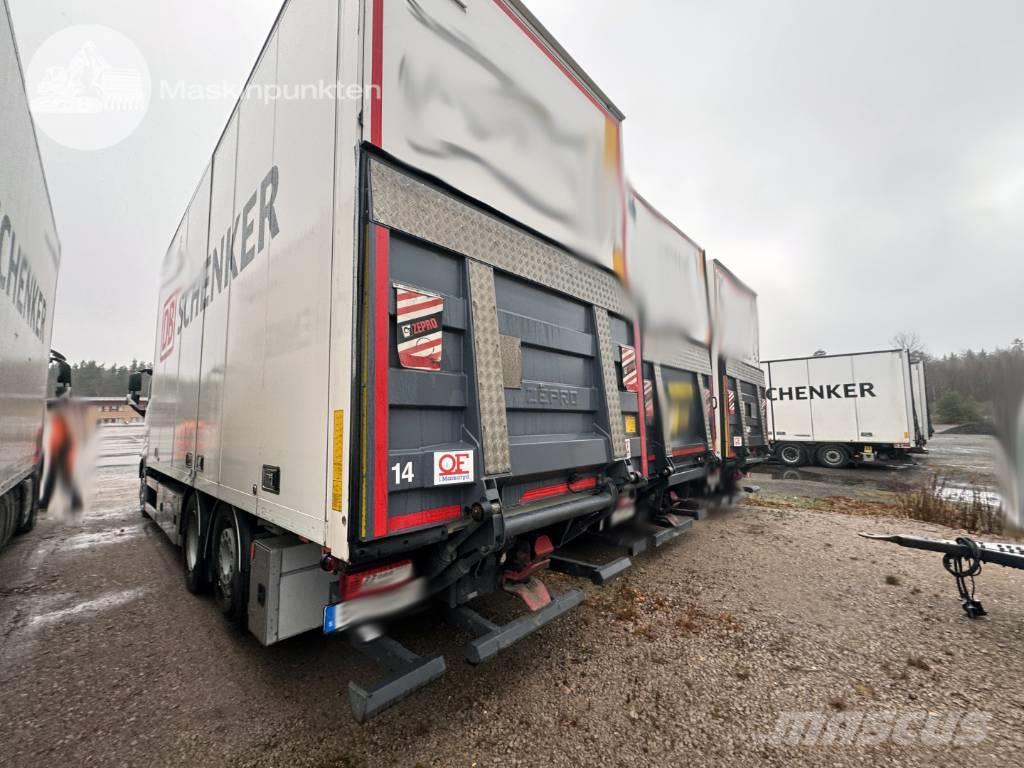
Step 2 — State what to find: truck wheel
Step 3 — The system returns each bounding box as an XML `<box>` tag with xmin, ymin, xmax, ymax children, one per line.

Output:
<box><xmin>211</xmin><ymin>506</ymin><xmax>251</xmax><ymax>626</ymax></box>
<box><xmin>816</xmin><ymin>444</ymin><xmax>850</xmax><ymax>469</ymax></box>
<box><xmin>0</xmin><ymin>492</ymin><xmax>16</xmax><ymax>549</ymax></box>
<box><xmin>15</xmin><ymin>477</ymin><xmax>37</xmax><ymax>534</ymax></box>
<box><xmin>182</xmin><ymin>494</ymin><xmax>209</xmax><ymax>594</ymax></box>
<box><xmin>777</xmin><ymin>443</ymin><xmax>806</xmax><ymax>467</ymax></box>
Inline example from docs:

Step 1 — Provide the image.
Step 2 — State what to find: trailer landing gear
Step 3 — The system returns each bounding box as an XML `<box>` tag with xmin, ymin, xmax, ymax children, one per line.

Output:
<box><xmin>348</xmin><ymin>630</ymin><xmax>447</xmax><ymax>723</ymax></box>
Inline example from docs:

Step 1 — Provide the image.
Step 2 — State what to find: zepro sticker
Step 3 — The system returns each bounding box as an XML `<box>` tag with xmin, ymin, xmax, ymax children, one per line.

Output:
<box><xmin>433</xmin><ymin>450</ymin><xmax>474</xmax><ymax>486</ymax></box>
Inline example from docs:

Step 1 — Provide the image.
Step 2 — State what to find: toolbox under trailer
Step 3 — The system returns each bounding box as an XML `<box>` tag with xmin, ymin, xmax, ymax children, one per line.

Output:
<box><xmin>137</xmin><ymin>0</ymin><xmax>645</xmax><ymax>720</ymax></box>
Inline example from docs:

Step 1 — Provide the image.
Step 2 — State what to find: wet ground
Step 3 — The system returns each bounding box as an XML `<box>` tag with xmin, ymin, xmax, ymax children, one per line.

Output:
<box><xmin>748</xmin><ymin>432</ymin><xmax>1003</xmax><ymax>505</ymax></box>
<box><xmin>1</xmin><ymin>427</ymin><xmax>1022</xmax><ymax>767</ymax></box>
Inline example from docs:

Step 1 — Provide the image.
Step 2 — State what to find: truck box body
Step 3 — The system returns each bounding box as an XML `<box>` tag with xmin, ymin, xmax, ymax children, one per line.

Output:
<box><xmin>763</xmin><ymin>349</ymin><xmax>917</xmax><ymax>462</ymax></box>
<box><xmin>144</xmin><ymin>0</ymin><xmax>637</xmax><ymax>575</ymax></box>
<box><xmin>0</xmin><ymin>0</ymin><xmax>61</xmax><ymax>542</ymax></box>
<box><xmin>910</xmin><ymin>359</ymin><xmax>931</xmax><ymax>445</ymax></box>
<box><xmin>625</xmin><ymin>189</ymin><xmax>714</xmax><ymax>484</ymax></box>
<box><xmin>707</xmin><ymin>261</ymin><xmax>767</xmax><ymax>466</ymax></box>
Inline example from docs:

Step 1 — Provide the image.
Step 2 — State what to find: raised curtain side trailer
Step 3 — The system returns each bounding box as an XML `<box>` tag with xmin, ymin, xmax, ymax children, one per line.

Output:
<box><xmin>0</xmin><ymin>0</ymin><xmax>63</xmax><ymax>551</ymax></box>
<box><xmin>625</xmin><ymin>189</ymin><xmax>717</xmax><ymax>521</ymax></box>
<box><xmin>910</xmin><ymin>358</ymin><xmax>933</xmax><ymax>449</ymax></box>
<box><xmin>137</xmin><ymin>0</ymin><xmax>642</xmax><ymax>720</ymax></box>
<box><xmin>763</xmin><ymin>349</ymin><xmax>918</xmax><ymax>468</ymax></box>
<box><xmin>707</xmin><ymin>261</ymin><xmax>769</xmax><ymax>478</ymax></box>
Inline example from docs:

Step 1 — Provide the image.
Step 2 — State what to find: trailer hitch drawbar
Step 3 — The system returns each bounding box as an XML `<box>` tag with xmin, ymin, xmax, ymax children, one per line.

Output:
<box><xmin>860</xmin><ymin>532</ymin><xmax>1024</xmax><ymax>619</ymax></box>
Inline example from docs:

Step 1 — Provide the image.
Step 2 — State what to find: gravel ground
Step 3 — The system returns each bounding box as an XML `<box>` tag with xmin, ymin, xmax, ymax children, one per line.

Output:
<box><xmin>1</xmin><ymin>432</ymin><xmax>1022</xmax><ymax>767</ymax></box>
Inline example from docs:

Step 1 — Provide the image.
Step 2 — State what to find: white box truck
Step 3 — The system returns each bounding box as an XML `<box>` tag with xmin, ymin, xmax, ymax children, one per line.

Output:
<box><xmin>0</xmin><ymin>0</ymin><xmax>65</xmax><ymax>552</ymax></box>
<box><xmin>763</xmin><ymin>349</ymin><xmax>918</xmax><ymax>468</ymax></box>
<box><xmin>133</xmin><ymin>0</ymin><xmax>644</xmax><ymax>720</ymax></box>
<box><xmin>707</xmin><ymin>261</ymin><xmax>769</xmax><ymax>478</ymax></box>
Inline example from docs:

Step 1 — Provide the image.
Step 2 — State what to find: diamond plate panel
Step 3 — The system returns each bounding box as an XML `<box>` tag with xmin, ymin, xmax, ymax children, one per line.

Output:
<box><xmin>594</xmin><ymin>308</ymin><xmax>627</xmax><ymax>459</ymax></box>
<box><xmin>370</xmin><ymin>160</ymin><xmax>632</xmax><ymax>316</ymax></box>
<box><xmin>644</xmin><ymin>332</ymin><xmax>713</xmax><ymax>375</ymax></box>
<box><xmin>499</xmin><ymin>334</ymin><xmax>523</xmax><ymax>390</ymax></box>
<box><xmin>468</xmin><ymin>261</ymin><xmax>512</xmax><ymax>476</ymax></box>
<box><xmin>725</xmin><ymin>359</ymin><xmax>766</xmax><ymax>387</ymax></box>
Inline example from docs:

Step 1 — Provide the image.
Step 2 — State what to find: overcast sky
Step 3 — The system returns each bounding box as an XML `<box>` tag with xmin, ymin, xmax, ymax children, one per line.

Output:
<box><xmin>9</xmin><ymin>0</ymin><xmax>1023</xmax><ymax>364</ymax></box>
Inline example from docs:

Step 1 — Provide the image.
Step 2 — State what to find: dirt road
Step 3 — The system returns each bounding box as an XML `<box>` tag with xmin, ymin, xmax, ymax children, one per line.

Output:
<box><xmin>1</xmin><ymin>431</ymin><xmax>1022</xmax><ymax>767</ymax></box>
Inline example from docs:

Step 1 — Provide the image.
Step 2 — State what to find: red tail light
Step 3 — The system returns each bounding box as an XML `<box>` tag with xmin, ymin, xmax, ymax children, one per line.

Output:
<box><xmin>341</xmin><ymin>560</ymin><xmax>414</xmax><ymax>601</ymax></box>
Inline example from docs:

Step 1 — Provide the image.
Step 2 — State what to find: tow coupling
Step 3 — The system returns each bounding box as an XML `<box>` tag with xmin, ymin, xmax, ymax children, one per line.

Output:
<box><xmin>502</xmin><ymin>535</ymin><xmax>555</xmax><ymax>611</ymax></box>
<box><xmin>445</xmin><ymin>534</ymin><xmax>584</xmax><ymax>665</ymax></box>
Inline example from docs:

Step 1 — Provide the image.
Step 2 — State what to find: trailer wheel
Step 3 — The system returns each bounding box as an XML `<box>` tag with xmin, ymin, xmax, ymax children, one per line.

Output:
<box><xmin>15</xmin><ymin>477</ymin><xmax>37</xmax><ymax>534</ymax></box>
<box><xmin>0</xmin><ymin>491</ymin><xmax>16</xmax><ymax>549</ymax></box>
<box><xmin>182</xmin><ymin>494</ymin><xmax>209</xmax><ymax>594</ymax></box>
<box><xmin>816</xmin><ymin>444</ymin><xmax>850</xmax><ymax>469</ymax></box>
<box><xmin>777</xmin><ymin>443</ymin><xmax>807</xmax><ymax>467</ymax></box>
<box><xmin>211</xmin><ymin>506</ymin><xmax>251</xmax><ymax>625</ymax></box>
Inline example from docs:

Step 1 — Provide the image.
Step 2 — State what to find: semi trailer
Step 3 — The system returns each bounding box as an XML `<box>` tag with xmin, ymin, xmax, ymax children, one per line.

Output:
<box><xmin>763</xmin><ymin>349</ymin><xmax>919</xmax><ymax>468</ymax></box>
<box><xmin>0</xmin><ymin>0</ymin><xmax>65</xmax><ymax>552</ymax></box>
<box><xmin>134</xmin><ymin>0</ymin><xmax>647</xmax><ymax>720</ymax></box>
<box><xmin>707</xmin><ymin>261</ymin><xmax>769</xmax><ymax>477</ymax></box>
<box><xmin>626</xmin><ymin>188</ymin><xmax>717</xmax><ymax>513</ymax></box>
<box><xmin>910</xmin><ymin>358</ymin><xmax>933</xmax><ymax>449</ymax></box>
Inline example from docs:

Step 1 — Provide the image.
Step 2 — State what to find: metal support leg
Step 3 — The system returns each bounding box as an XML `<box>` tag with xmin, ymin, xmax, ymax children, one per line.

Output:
<box><xmin>348</xmin><ymin>635</ymin><xmax>447</xmax><ymax>722</ymax></box>
<box><xmin>446</xmin><ymin>589</ymin><xmax>585</xmax><ymax>665</ymax></box>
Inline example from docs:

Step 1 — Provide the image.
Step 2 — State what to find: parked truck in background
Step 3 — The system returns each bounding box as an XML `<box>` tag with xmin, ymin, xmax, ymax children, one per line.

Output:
<box><xmin>763</xmin><ymin>349</ymin><xmax>919</xmax><ymax>468</ymax></box>
<box><xmin>0</xmin><ymin>0</ymin><xmax>66</xmax><ymax>552</ymax></box>
<box><xmin>134</xmin><ymin>0</ymin><xmax>644</xmax><ymax>720</ymax></box>
<box><xmin>707</xmin><ymin>261</ymin><xmax>769</xmax><ymax>478</ymax></box>
<box><xmin>626</xmin><ymin>188</ymin><xmax>717</xmax><ymax>516</ymax></box>
<box><xmin>910</xmin><ymin>358</ymin><xmax>933</xmax><ymax>450</ymax></box>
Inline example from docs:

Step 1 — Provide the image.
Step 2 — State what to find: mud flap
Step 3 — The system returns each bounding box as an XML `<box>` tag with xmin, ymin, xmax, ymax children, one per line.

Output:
<box><xmin>348</xmin><ymin>635</ymin><xmax>447</xmax><ymax>723</ymax></box>
<box><xmin>445</xmin><ymin>588</ymin><xmax>585</xmax><ymax>665</ymax></box>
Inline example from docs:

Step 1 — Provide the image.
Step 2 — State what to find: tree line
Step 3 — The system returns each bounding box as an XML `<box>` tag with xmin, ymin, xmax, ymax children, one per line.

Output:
<box><xmin>49</xmin><ymin>359</ymin><xmax>153</xmax><ymax>398</ymax></box>
<box><xmin>895</xmin><ymin>335</ymin><xmax>1024</xmax><ymax>425</ymax></box>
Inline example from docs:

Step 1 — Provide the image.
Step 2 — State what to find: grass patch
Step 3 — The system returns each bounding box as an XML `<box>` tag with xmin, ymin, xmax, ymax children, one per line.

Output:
<box><xmin>895</xmin><ymin>475</ymin><xmax>1003</xmax><ymax>535</ymax></box>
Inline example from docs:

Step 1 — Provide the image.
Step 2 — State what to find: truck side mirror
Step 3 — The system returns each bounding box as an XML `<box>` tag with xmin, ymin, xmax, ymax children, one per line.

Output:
<box><xmin>128</xmin><ymin>372</ymin><xmax>143</xmax><ymax>403</ymax></box>
<box><xmin>53</xmin><ymin>358</ymin><xmax>72</xmax><ymax>397</ymax></box>
<box><xmin>127</xmin><ymin>368</ymin><xmax>152</xmax><ymax>415</ymax></box>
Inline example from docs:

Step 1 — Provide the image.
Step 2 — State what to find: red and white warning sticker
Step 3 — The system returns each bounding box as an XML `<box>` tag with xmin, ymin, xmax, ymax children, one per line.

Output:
<box><xmin>433</xmin><ymin>450</ymin><xmax>475</xmax><ymax>486</ymax></box>
<box><xmin>620</xmin><ymin>345</ymin><xmax>639</xmax><ymax>393</ymax></box>
<box><xmin>396</xmin><ymin>285</ymin><xmax>443</xmax><ymax>371</ymax></box>
<box><xmin>643</xmin><ymin>379</ymin><xmax>655</xmax><ymax>421</ymax></box>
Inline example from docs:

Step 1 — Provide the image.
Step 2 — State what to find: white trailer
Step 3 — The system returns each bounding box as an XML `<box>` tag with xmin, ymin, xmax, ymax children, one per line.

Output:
<box><xmin>0</xmin><ymin>0</ymin><xmax>63</xmax><ymax>551</ymax></box>
<box><xmin>763</xmin><ymin>349</ymin><xmax>918</xmax><ymax>468</ymax></box>
<box><xmin>910</xmin><ymin>358</ymin><xmax>932</xmax><ymax>449</ymax></box>
<box><xmin>135</xmin><ymin>0</ymin><xmax>642</xmax><ymax>719</ymax></box>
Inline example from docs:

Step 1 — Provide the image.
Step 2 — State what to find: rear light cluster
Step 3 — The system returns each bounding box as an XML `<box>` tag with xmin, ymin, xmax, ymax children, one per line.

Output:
<box><xmin>340</xmin><ymin>560</ymin><xmax>414</xmax><ymax>601</ymax></box>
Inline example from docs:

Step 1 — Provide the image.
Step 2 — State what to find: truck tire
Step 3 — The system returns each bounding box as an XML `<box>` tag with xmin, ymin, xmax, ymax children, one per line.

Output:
<box><xmin>16</xmin><ymin>477</ymin><xmax>37</xmax><ymax>534</ymax></box>
<box><xmin>182</xmin><ymin>494</ymin><xmax>209</xmax><ymax>594</ymax></box>
<box><xmin>211</xmin><ymin>506</ymin><xmax>252</xmax><ymax>626</ymax></box>
<box><xmin>816</xmin><ymin>444</ymin><xmax>850</xmax><ymax>469</ymax></box>
<box><xmin>777</xmin><ymin>443</ymin><xmax>807</xmax><ymax>467</ymax></box>
<box><xmin>0</xmin><ymin>491</ymin><xmax>16</xmax><ymax>549</ymax></box>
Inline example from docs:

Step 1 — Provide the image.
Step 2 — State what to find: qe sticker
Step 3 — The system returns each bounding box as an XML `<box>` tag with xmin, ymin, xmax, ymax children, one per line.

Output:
<box><xmin>433</xmin><ymin>450</ymin><xmax>474</xmax><ymax>486</ymax></box>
